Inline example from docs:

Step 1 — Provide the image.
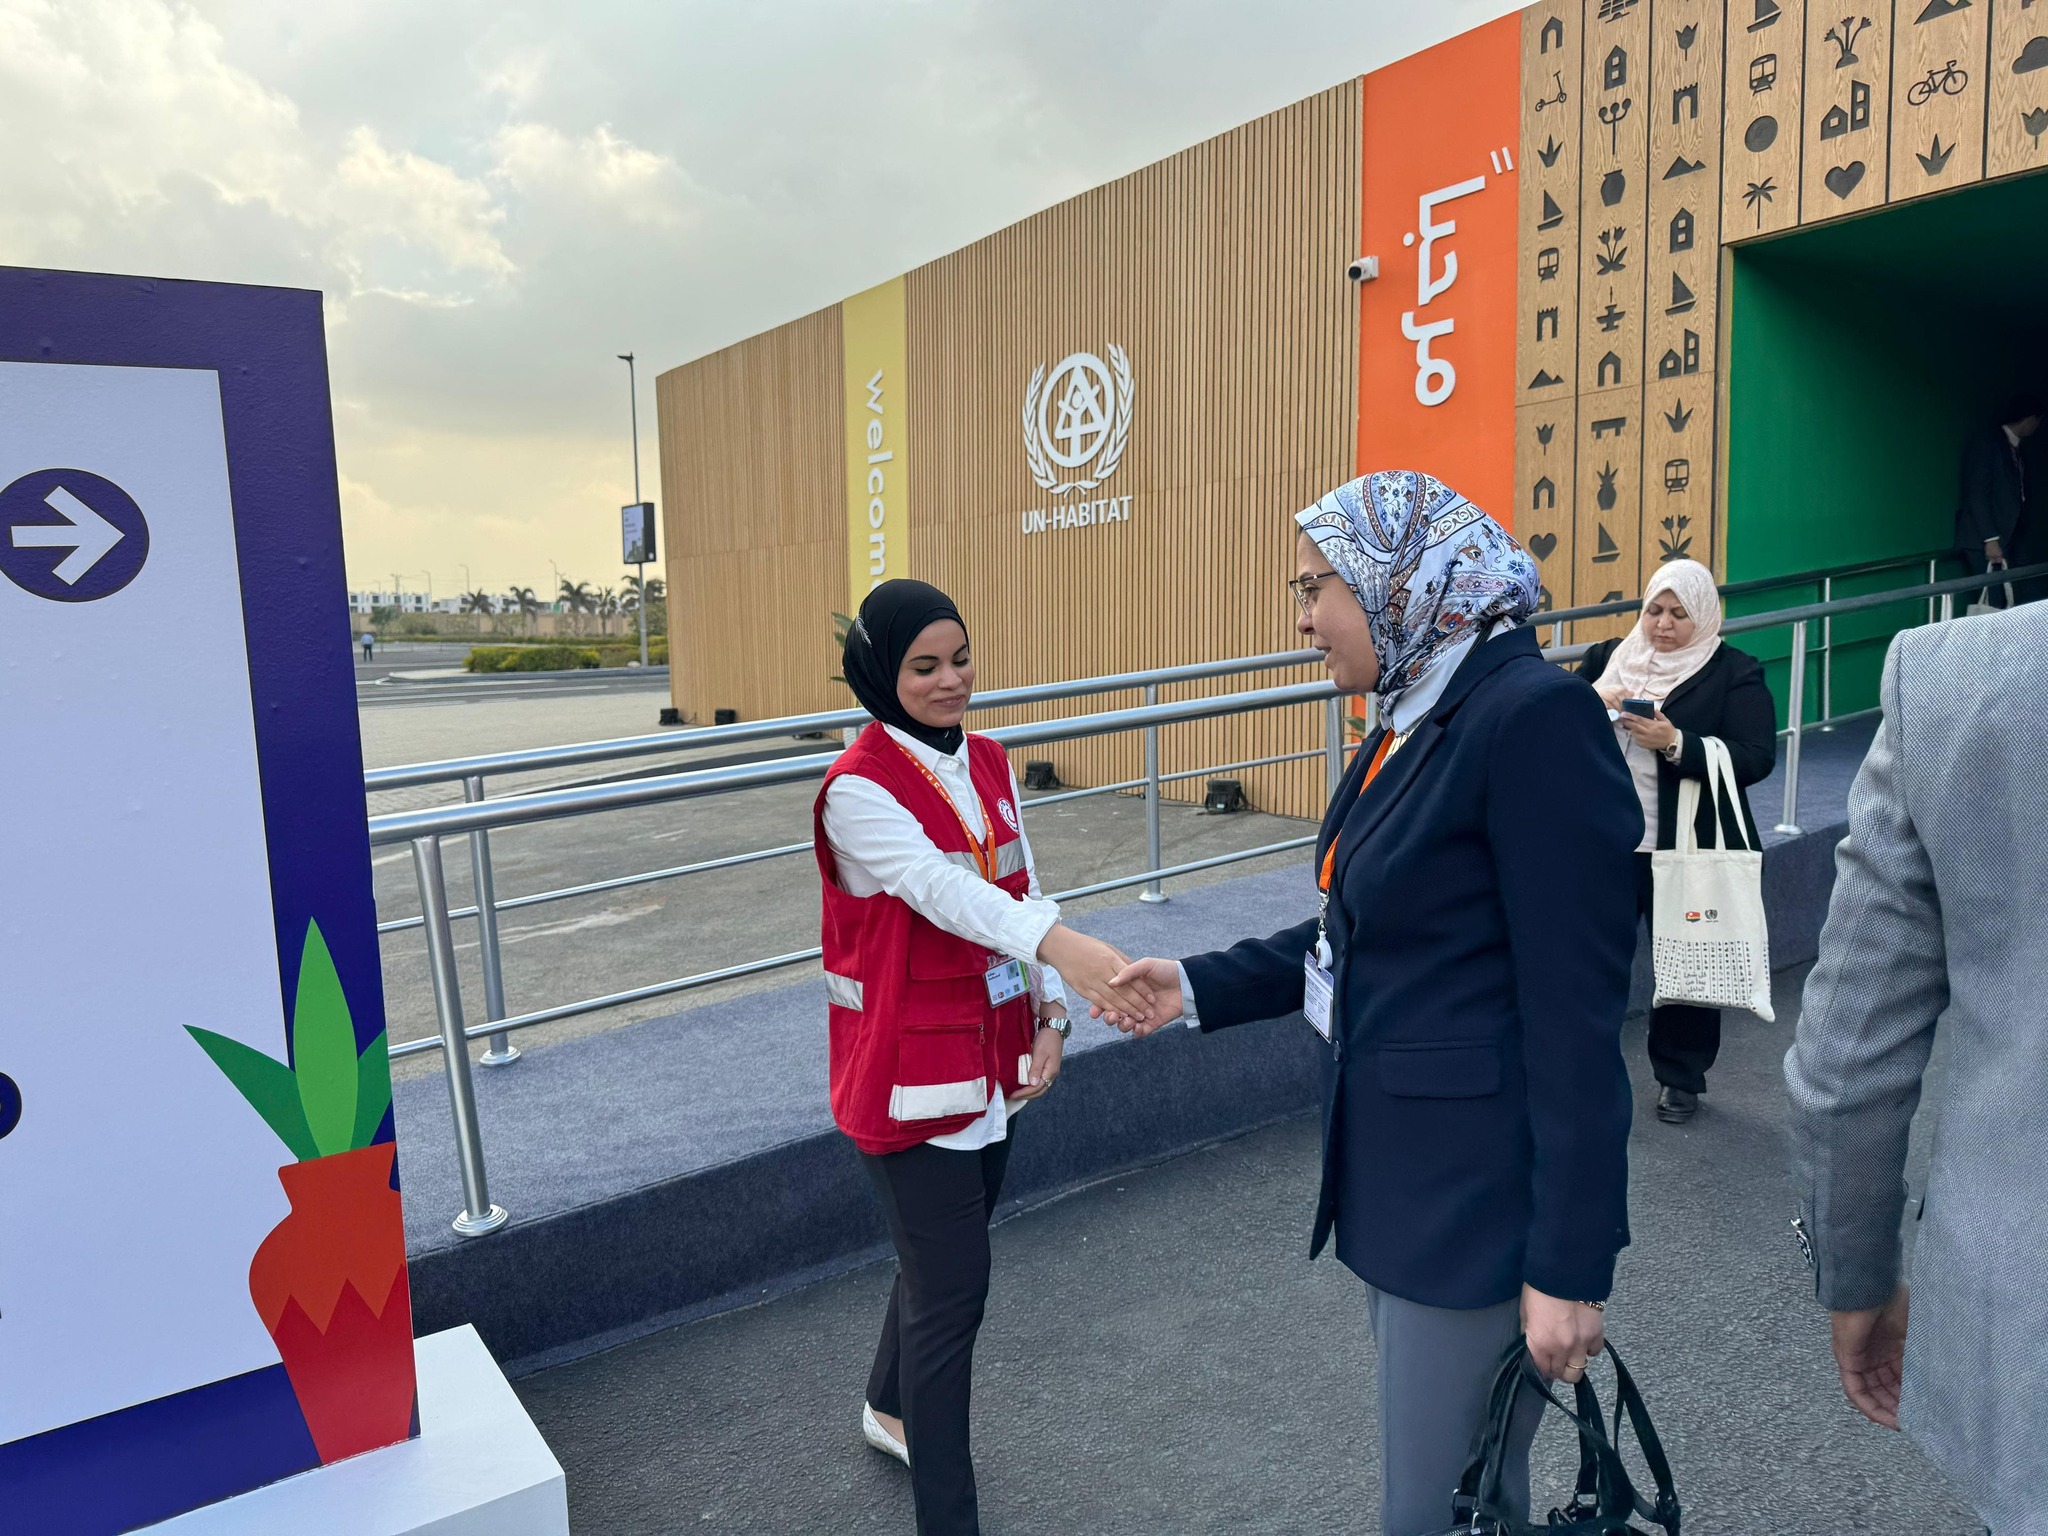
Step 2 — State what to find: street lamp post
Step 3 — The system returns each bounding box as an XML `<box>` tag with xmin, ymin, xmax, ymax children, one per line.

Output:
<box><xmin>619</xmin><ymin>352</ymin><xmax>648</xmax><ymax>668</ymax></box>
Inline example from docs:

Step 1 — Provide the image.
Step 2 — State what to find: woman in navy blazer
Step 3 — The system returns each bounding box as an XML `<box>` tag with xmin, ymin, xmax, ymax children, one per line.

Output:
<box><xmin>1103</xmin><ymin>473</ymin><xmax>1642</xmax><ymax>1534</ymax></box>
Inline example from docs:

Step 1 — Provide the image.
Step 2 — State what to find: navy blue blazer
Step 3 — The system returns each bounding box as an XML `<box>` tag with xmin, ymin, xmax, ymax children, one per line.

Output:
<box><xmin>1181</xmin><ymin>627</ymin><xmax>1642</xmax><ymax>1309</ymax></box>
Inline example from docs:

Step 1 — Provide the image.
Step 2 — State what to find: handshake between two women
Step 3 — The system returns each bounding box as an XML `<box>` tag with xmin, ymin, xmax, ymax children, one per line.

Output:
<box><xmin>1032</xmin><ymin>925</ymin><xmax>1182</xmax><ymax>1036</ymax></box>
<box><xmin>1032</xmin><ymin>926</ymin><xmax>1178</xmax><ymax>1031</ymax></box>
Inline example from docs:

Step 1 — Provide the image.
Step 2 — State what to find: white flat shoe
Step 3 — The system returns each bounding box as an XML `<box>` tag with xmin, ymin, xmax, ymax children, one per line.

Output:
<box><xmin>862</xmin><ymin>1402</ymin><xmax>909</xmax><ymax>1466</ymax></box>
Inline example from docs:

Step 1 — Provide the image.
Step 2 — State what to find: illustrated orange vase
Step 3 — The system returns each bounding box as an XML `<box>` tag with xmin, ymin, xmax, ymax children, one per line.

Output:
<box><xmin>248</xmin><ymin>1142</ymin><xmax>417</xmax><ymax>1463</ymax></box>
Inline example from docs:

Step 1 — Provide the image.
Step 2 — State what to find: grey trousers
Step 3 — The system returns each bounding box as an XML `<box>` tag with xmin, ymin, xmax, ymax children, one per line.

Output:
<box><xmin>1366</xmin><ymin>1286</ymin><xmax>1546</xmax><ymax>1536</ymax></box>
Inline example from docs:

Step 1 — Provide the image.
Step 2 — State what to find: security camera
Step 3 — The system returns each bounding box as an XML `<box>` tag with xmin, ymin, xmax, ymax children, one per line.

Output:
<box><xmin>1346</xmin><ymin>256</ymin><xmax>1379</xmax><ymax>282</ymax></box>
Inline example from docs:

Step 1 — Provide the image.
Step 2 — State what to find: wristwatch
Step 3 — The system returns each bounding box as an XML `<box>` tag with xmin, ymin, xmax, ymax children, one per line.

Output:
<box><xmin>1037</xmin><ymin>1015</ymin><xmax>1071</xmax><ymax>1040</ymax></box>
<box><xmin>1659</xmin><ymin>729</ymin><xmax>1684</xmax><ymax>764</ymax></box>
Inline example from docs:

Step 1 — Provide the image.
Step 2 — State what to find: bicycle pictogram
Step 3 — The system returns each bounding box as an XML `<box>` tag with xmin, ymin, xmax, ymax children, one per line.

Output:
<box><xmin>1907</xmin><ymin>60</ymin><xmax>1970</xmax><ymax>107</ymax></box>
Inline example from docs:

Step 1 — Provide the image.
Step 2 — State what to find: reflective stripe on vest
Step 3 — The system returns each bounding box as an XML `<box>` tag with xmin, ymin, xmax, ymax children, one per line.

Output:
<box><xmin>889</xmin><ymin>1077</ymin><xmax>989</xmax><ymax>1121</ymax></box>
<box><xmin>824</xmin><ymin>971</ymin><xmax>864</xmax><ymax>1011</ymax></box>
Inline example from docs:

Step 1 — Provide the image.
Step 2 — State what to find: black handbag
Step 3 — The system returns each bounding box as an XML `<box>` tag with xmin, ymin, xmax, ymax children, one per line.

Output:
<box><xmin>1429</xmin><ymin>1337</ymin><xmax>1682</xmax><ymax>1536</ymax></box>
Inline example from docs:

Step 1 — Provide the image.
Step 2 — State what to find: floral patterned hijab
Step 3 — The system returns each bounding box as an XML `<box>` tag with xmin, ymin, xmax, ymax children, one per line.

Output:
<box><xmin>1296</xmin><ymin>470</ymin><xmax>1540</xmax><ymax>719</ymax></box>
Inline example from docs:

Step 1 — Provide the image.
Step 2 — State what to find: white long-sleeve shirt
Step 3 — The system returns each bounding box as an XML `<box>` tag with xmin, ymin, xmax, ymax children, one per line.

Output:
<box><xmin>822</xmin><ymin>724</ymin><xmax>1067</xmax><ymax>1151</ymax></box>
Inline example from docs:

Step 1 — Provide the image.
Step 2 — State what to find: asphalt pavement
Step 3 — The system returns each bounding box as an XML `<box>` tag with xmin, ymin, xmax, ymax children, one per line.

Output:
<box><xmin>511</xmin><ymin>966</ymin><xmax>1979</xmax><ymax>1536</ymax></box>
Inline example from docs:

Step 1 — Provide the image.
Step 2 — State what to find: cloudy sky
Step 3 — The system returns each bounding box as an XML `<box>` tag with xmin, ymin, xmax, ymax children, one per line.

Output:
<box><xmin>2</xmin><ymin>0</ymin><xmax>1520</xmax><ymax>600</ymax></box>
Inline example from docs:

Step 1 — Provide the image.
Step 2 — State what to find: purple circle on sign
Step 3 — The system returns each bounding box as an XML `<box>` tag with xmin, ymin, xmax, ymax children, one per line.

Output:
<box><xmin>0</xmin><ymin>1073</ymin><xmax>19</xmax><ymax>1140</ymax></box>
<box><xmin>0</xmin><ymin>467</ymin><xmax>150</xmax><ymax>602</ymax></box>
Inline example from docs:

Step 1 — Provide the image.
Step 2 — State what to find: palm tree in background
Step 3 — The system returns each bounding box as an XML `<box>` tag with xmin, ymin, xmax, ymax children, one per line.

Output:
<box><xmin>558</xmin><ymin>579</ymin><xmax>595</xmax><ymax>635</ymax></box>
<box><xmin>623</xmin><ymin>573</ymin><xmax>667</xmax><ymax>632</ymax></box>
<box><xmin>508</xmin><ymin>586</ymin><xmax>541</xmax><ymax>632</ymax></box>
<box><xmin>460</xmin><ymin>590</ymin><xmax>494</xmax><ymax>615</ymax></box>
<box><xmin>597</xmin><ymin>586</ymin><xmax>620</xmax><ymax>621</ymax></box>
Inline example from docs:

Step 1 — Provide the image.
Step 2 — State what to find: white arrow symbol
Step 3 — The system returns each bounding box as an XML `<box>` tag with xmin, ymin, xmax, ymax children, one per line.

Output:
<box><xmin>11</xmin><ymin>486</ymin><xmax>125</xmax><ymax>584</ymax></box>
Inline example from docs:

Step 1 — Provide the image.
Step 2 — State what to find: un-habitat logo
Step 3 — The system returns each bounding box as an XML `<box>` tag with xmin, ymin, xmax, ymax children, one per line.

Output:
<box><xmin>1019</xmin><ymin>346</ymin><xmax>1137</xmax><ymax>538</ymax></box>
<box><xmin>1023</xmin><ymin>347</ymin><xmax>1133</xmax><ymax>496</ymax></box>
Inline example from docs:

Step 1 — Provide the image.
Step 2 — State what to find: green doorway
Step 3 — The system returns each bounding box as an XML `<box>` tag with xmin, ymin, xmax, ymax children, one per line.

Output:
<box><xmin>1725</xmin><ymin>169</ymin><xmax>2048</xmax><ymax>718</ymax></box>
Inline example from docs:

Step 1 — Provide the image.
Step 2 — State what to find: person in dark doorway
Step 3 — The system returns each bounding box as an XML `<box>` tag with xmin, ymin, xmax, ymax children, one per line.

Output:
<box><xmin>817</xmin><ymin>578</ymin><xmax>1149</xmax><ymax>1536</ymax></box>
<box><xmin>1577</xmin><ymin>559</ymin><xmax>1777</xmax><ymax>1125</ymax></box>
<box><xmin>1954</xmin><ymin>391</ymin><xmax>2041</xmax><ymax>609</ymax></box>
<box><xmin>1096</xmin><ymin>473</ymin><xmax>1640</xmax><ymax>1536</ymax></box>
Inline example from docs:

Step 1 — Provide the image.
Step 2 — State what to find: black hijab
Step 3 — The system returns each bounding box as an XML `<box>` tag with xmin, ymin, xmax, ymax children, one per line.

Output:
<box><xmin>842</xmin><ymin>579</ymin><xmax>970</xmax><ymax>755</ymax></box>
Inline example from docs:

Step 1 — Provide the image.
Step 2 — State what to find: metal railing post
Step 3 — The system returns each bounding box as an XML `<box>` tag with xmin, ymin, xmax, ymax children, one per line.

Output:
<box><xmin>464</xmin><ymin>775</ymin><xmax>519</xmax><ymax>1066</ymax></box>
<box><xmin>1140</xmin><ymin>683</ymin><xmax>1166</xmax><ymax>903</ymax></box>
<box><xmin>1939</xmin><ymin>591</ymin><xmax>1955</xmax><ymax>623</ymax></box>
<box><xmin>1324</xmin><ymin>695</ymin><xmax>1345</xmax><ymax>796</ymax></box>
<box><xmin>411</xmin><ymin>835</ymin><xmax>509</xmax><ymax>1237</ymax></box>
<box><xmin>1927</xmin><ymin>558</ymin><xmax>1939</xmax><ymax>625</ymax></box>
<box><xmin>1774</xmin><ymin>620</ymin><xmax>1807</xmax><ymax>837</ymax></box>
<box><xmin>1819</xmin><ymin>576</ymin><xmax>1834</xmax><ymax>731</ymax></box>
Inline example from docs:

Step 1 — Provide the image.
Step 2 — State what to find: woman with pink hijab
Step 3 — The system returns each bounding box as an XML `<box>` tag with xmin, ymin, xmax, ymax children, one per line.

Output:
<box><xmin>1578</xmin><ymin>559</ymin><xmax>1779</xmax><ymax>1124</ymax></box>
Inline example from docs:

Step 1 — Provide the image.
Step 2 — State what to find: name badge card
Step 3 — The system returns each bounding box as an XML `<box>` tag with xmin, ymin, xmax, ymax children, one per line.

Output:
<box><xmin>1303</xmin><ymin>953</ymin><xmax>1335</xmax><ymax>1042</ymax></box>
<box><xmin>984</xmin><ymin>957</ymin><xmax>1029</xmax><ymax>1008</ymax></box>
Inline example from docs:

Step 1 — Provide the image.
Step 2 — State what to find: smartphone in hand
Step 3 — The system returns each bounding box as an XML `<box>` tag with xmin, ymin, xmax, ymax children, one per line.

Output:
<box><xmin>1621</xmin><ymin>698</ymin><xmax>1657</xmax><ymax>718</ymax></box>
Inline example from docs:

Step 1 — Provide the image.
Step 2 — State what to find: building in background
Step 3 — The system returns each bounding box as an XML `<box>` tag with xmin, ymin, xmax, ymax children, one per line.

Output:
<box><xmin>347</xmin><ymin>590</ymin><xmax>433</xmax><ymax>615</ymax></box>
<box><xmin>658</xmin><ymin>0</ymin><xmax>2048</xmax><ymax>815</ymax></box>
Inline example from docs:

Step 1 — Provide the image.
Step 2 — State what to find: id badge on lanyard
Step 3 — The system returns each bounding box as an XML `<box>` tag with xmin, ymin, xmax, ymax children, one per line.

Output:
<box><xmin>1302</xmin><ymin>952</ymin><xmax>1335</xmax><ymax>1042</ymax></box>
<box><xmin>984</xmin><ymin>956</ymin><xmax>1029</xmax><ymax>1008</ymax></box>
<box><xmin>893</xmin><ymin>741</ymin><xmax>1028</xmax><ymax>1012</ymax></box>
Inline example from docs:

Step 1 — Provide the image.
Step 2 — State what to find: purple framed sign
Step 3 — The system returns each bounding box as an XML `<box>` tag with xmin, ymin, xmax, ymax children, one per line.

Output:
<box><xmin>0</xmin><ymin>267</ymin><xmax>416</xmax><ymax>1532</ymax></box>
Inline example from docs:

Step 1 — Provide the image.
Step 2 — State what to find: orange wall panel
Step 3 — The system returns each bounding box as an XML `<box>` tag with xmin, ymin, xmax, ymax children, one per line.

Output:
<box><xmin>1357</xmin><ymin>13</ymin><xmax>1521</xmax><ymax>528</ymax></box>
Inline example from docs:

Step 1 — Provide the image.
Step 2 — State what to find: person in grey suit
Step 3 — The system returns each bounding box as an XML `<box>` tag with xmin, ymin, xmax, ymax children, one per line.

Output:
<box><xmin>1785</xmin><ymin>603</ymin><xmax>2048</xmax><ymax>1535</ymax></box>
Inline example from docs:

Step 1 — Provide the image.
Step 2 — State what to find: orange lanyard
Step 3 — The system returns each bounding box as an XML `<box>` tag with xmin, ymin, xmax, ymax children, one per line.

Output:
<box><xmin>892</xmin><ymin>740</ymin><xmax>1000</xmax><ymax>882</ymax></box>
<box><xmin>1318</xmin><ymin>732</ymin><xmax>1397</xmax><ymax>894</ymax></box>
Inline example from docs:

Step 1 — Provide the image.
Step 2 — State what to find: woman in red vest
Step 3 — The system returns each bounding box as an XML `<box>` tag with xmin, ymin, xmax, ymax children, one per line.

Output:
<box><xmin>817</xmin><ymin>579</ymin><xmax>1148</xmax><ymax>1536</ymax></box>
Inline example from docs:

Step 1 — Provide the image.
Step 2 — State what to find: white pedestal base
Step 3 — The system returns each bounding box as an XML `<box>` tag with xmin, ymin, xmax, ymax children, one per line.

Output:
<box><xmin>145</xmin><ymin>1326</ymin><xmax>567</xmax><ymax>1536</ymax></box>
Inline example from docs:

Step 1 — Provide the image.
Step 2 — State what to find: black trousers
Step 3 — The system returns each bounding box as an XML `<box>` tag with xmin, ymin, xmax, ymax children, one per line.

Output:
<box><xmin>1634</xmin><ymin>852</ymin><xmax>1722</xmax><ymax>1094</ymax></box>
<box><xmin>861</xmin><ymin>1133</ymin><xmax>1014</xmax><ymax>1536</ymax></box>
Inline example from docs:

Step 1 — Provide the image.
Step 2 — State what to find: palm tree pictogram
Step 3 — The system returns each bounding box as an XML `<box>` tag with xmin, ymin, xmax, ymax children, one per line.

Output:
<box><xmin>1742</xmin><ymin>177</ymin><xmax>1778</xmax><ymax>228</ymax></box>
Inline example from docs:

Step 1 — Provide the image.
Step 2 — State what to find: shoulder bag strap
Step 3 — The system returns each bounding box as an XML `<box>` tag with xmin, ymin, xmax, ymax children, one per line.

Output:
<box><xmin>1672</xmin><ymin>768</ymin><xmax>1704</xmax><ymax>857</ymax></box>
<box><xmin>1701</xmin><ymin>737</ymin><xmax>1753</xmax><ymax>854</ymax></box>
<box><xmin>1602</xmin><ymin>1343</ymin><xmax>1683</xmax><ymax>1533</ymax></box>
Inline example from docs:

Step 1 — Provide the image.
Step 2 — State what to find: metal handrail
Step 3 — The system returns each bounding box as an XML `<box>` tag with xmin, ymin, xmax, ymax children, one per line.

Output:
<box><xmin>365</xmin><ymin>548</ymin><xmax>1959</xmax><ymax>796</ymax></box>
<box><xmin>363</xmin><ymin>650</ymin><xmax>1324</xmax><ymax>792</ymax></box>
<box><xmin>1721</xmin><ymin>565</ymin><xmax>2043</xmax><ymax>631</ymax></box>
<box><xmin>385</xmin><ymin>558</ymin><xmax>2042</xmax><ymax>1237</ymax></box>
<box><xmin>366</xmin><ymin>681</ymin><xmax>1336</xmax><ymax>845</ymax></box>
<box><xmin>1716</xmin><ymin>546</ymin><xmax>1954</xmax><ymax>600</ymax></box>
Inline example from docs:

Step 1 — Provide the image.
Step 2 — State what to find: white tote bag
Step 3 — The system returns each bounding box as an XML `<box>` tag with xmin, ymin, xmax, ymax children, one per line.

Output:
<box><xmin>1650</xmin><ymin>736</ymin><xmax>1774</xmax><ymax>1021</ymax></box>
<box><xmin>1967</xmin><ymin>562</ymin><xmax>2016</xmax><ymax>618</ymax></box>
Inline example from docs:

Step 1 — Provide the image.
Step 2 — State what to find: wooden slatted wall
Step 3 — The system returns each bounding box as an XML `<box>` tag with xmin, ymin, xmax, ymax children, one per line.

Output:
<box><xmin>656</xmin><ymin>304</ymin><xmax>846</xmax><ymax>723</ymax></box>
<box><xmin>905</xmin><ymin>82</ymin><xmax>1362</xmax><ymax>821</ymax></box>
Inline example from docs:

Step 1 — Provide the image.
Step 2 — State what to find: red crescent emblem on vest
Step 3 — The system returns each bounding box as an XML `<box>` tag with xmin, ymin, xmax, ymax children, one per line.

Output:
<box><xmin>997</xmin><ymin>797</ymin><xmax>1019</xmax><ymax>832</ymax></box>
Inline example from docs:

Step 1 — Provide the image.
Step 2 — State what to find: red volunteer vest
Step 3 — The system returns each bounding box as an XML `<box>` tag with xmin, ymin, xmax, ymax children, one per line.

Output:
<box><xmin>815</xmin><ymin>724</ymin><xmax>1039</xmax><ymax>1154</ymax></box>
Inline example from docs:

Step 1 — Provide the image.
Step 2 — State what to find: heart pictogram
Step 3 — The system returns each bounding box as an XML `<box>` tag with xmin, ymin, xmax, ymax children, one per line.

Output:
<box><xmin>1528</xmin><ymin>533</ymin><xmax>1559</xmax><ymax>561</ymax></box>
<box><xmin>1824</xmin><ymin>161</ymin><xmax>1866</xmax><ymax>198</ymax></box>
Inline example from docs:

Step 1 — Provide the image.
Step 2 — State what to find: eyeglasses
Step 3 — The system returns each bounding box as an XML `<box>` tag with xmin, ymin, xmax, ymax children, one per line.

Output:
<box><xmin>1287</xmin><ymin>570</ymin><xmax>1341</xmax><ymax>614</ymax></box>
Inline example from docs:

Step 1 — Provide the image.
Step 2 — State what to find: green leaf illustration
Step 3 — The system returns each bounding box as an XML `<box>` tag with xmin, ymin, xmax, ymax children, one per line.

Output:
<box><xmin>351</xmin><ymin>1031</ymin><xmax>393</xmax><ymax>1152</ymax></box>
<box><xmin>186</xmin><ymin>1026</ymin><xmax>320</xmax><ymax>1162</ymax></box>
<box><xmin>291</xmin><ymin>921</ymin><xmax>361</xmax><ymax>1158</ymax></box>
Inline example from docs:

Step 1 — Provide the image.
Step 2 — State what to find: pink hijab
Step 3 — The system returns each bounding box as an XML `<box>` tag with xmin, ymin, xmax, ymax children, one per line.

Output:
<box><xmin>1599</xmin><ymin>559</ymin><xmax>1723</xmax><ymax>701</ymax></box>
